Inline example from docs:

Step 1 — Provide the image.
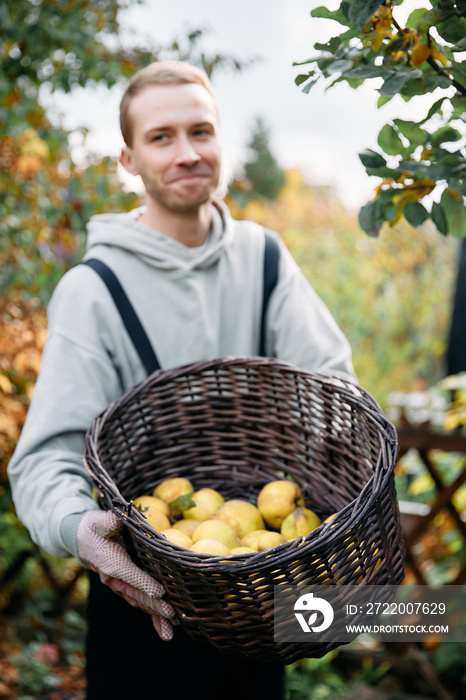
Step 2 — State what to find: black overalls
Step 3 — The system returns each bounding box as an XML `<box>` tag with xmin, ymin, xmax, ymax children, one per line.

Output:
<box><xmin>83</xmin><ymin>232</ymin><xmax>286</xmax><ymax>699</ymax></box>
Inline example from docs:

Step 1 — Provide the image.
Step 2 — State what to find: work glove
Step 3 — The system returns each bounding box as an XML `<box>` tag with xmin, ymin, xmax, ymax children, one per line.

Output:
<box><xmin>77</xmin><ymin>510</ymin><xmax>175</xmax><ymax>641</ymax></box>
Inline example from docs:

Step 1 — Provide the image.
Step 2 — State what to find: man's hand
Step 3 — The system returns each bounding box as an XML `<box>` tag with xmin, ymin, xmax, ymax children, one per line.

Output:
<box><xmin>77</xmin><ymin>510</ymin><xmax>175</xmax><ymax>640</ymax></box>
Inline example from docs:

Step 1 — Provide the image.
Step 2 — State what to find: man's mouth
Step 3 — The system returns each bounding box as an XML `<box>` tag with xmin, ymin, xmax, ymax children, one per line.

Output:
<box><xmin>168</xmin><ymin>171</ymin><xmax>210</xmax><ymax>184</ymax></box>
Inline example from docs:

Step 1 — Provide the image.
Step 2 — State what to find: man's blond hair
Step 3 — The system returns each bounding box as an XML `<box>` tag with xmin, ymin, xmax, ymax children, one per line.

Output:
<box><xmin>120</xmin><ymin>60</ymin><xmax>217</xmax><ymax>146</ymax></box>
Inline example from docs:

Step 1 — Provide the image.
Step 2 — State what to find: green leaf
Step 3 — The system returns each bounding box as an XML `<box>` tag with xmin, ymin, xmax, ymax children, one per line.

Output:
<box><xmin>302</xmin><ymin>79</ymin><xmax>318</xmax><ymax>94</ymax></box>
<box><xmin>295</xmin><ymin>73</ymin><xmax>311</xmax><ymax>86</ymax></box>
<box><xmin>416</xmin><ymin>6</ymin><xmax>455</xmax><ymax>34</ymax></box>
<box><xmin>310</xmin><ymin>6</ymin><xmax>351</xmax><ymax>25</ymax></box>
<box><xmin>359</xmin><ymin>149</ymin><xmax>386</xmax><ymax>169</ymax></box>
<box><xmin>431</xmin><ymin>201</ymin><xmax>449</xmax><ymax>235</ymax></box>
<box><xmin>428</xmin><ymin>154</ymin><xmax>465</xmax><ymax>182</ymax></box>
<box><xmin>450</xmin><ymin>64</ymin><xmax>466</xmax><ymax>86</ymax></box>
<box><xmin>448</xmin><ymin>178</ymin><xmax>466</xmax><ymax>196</ymax></box>
<box><xmin>407</xmin><ymin>8</ymin><xmax>428</xmax><ymax>29</ymax></box>
<box><xmin>377</xmin><ymin>95</ymin><xmax>393</xmax><ymax>108</ymax></box>
<box><xmin>377</xmin><ymin>187</ymin><xmax>399</xmax><ymax>203</ymax></box>
<box><xmin>378</xmin><ymin>198</ymin><xmax>397</xmax><ymax>222</ymax></box>
<box><xmin>346</xmin><ymin>77</ymin><xmax>364</xmax><ymax>89</ymax></box>
<box><xmin>451</xmin><ymin>96</ymin><xmax>466</xmax><ymax>118</ymax></box>
<box><xmin>401</xmin><ymin>75</ymin><xmax>447</xmax><ymax>97</ymax></box>
<box><xmin>437</xmin><ymin>16</ymin><xmax>466</xmax><ymax>44</ymax></box>
<box><xmin>419</xmin><ymin>97</ymin><xmax>448</xmax><ymax>125</ymax></box>
<box><xmin>358</xmin><ymin>198</ymin><xmax>384</xmax><ymax>236</ymax></box>
<box><xmin>378</xmin><ymin>124</ymin><xmax>404</xmax><ymax>156</ymax></box>
<box><xmin>393</xmin><ymin>119</ymin><xmax>426</xmax><ymax>146</ymax></box>
<box><xmin>326</xmin><ymin>58</ymin><xmax>354</xmax><ymax>75</ymax></box>
<box><xmin>380</xmin><ymin>70</ymin><xmax>421</xmax><ymax>98</ymax></box>
<box><xmin>440</xmin><ymin>189</ymin><xmax>466</xmax><ymax>238</ymax></box>
<box><xmin>346</xmin><ymin>64</ymin><xmax>385</xmax><ymax>79</ymax></box>
<box><xmin>403</xmin><ymin>201</ymin><xmax>429</xmax><ymax>227</ymax></box>
<box><xmin>169</xmin><ymin>492</ymin><xmax>196</xmax><ymax>515</ymax></box>
<box><xmin>317</xmin><ymin>56</ymin><xmax>336</xmax><ymax>71</ymax></box>
<box><xmin>292</xmin><ymin>57</ymin><xmax>317</xmax><ymax>67</ymax></box>
<box><xmin>348</xmin><ymin>0</ymin><xmax>382</xmax><ymax>30</ymax></box>
<box><xmin>398</xmin><ymin>160</ymin><xmax>431</xmax><ymax>175</ymax></box>
<box><xmin>430</xmin><ymin>126</ymin><xmax>463</xmax><ymax>147</ymax></box>
<box><xmin>366</xmin><ymin>166</ymin><xmax>405</xmax><ymax>179</ymax></box>
<box><xmin>314</xmin><ymin>37</ymin><xmax>342</xmax><ymax>54</ymax></box>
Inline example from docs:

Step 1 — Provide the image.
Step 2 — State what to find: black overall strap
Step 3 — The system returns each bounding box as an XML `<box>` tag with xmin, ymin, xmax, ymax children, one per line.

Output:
<box><xmin>84</xmin><ymin>229</ymin><xmax>280</xmax><ymax>373</ymax></box>
<box><xmin>84</xmin><ymin>258</ymin><xmax>161</xmax><ymax>375</ymax></box>
<box><xmin>260</xmin><ymin>230</ymin><xmax>280</xmax><ymax>357</ymax></box>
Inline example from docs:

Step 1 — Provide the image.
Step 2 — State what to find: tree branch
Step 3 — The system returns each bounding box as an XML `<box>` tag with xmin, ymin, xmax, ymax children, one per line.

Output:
<box><xmin>427</xmin><ymin>33</ymin><xmax>466</xmax><ymax>96</ymax></box>
<box><xmin>390</xmin><ymin>13</ymin><xmax>466</xmax><ymax>97</ymax></box>
<box><xmin>427</xmin><ymin>56</ymin><xmax>466</xmax><ymax>95</ymax></box>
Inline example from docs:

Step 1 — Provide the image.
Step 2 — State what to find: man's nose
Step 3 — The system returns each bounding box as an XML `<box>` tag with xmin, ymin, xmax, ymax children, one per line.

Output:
<box><xmin>174</xmin><ymin>135</ymin><xmax>201</xmax><ymax>165</ymax></box>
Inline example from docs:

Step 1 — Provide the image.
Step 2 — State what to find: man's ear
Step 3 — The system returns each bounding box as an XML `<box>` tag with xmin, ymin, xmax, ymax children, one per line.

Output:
<box><xmin>120</xmin><ymin>145</ymin><xmax>138</xmax><ymax>176</ymax></box>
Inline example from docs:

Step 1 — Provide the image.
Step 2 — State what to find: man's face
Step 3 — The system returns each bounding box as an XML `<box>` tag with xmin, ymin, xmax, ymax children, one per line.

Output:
<box><xmin>121</xmin><ymin>83</ymin><xmax>222</xmax><ymax>215</ymax></box>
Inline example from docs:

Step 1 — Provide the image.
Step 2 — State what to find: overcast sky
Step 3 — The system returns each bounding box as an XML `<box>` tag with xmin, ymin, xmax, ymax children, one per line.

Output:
<box><xmin>53</xmin><ymin>0</ymin><xmax>432</xmax><ymax>210</ymax></box>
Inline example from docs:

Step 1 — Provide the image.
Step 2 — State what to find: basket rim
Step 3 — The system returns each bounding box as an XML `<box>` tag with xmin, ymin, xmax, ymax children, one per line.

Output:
<box><xmin>92</xmin><ymin>355</ymin><xmax>395</xmax><ymax>438</ymax></box>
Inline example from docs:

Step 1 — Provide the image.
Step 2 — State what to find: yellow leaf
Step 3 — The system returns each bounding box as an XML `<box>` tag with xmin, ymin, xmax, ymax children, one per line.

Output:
<box><xmin>363</xmin><ymin>6</ymin><xmax>394</xmax><ymax>51</ymax></box>
<box><xmin>447</xmin><ymin>188</ymin><xmax>463</xmax><ymax>201</ymax></box>
<box><xmin>431</xmin><ymin>44</ymin><xmax>448</xmax><ymax>67</ymax></box>
<box><xmin>444</xmin><ymin>393</ymin><xmax>466</xmax><ymax>431</ymax></box>
<box><xmin>0</xmin><ymin>374</ymin><xmax>14</xmax><ymax>395</ymax></box>
<box><xmin>411</xmin><ymin>45</ymin><xmax>430</xmax><ymax>68</ymax></box>
<box><xmin>401</xmin><ymin>29</ymin><xmax>419</xmax><ymax>50</ymax></box>
<box><xmin>362</xmin><ymin>5</ymin><xmax>392</xmax><ymax>32</ymax></box>
<box><xmin>17</xmin><ymin>153</ymin><xmax>42</xmax><ymax>178</ymax></box>
<box><xmin>409</xmin><ymin>472</ymin><xmax>435</xmax><ymax>497</ymax></box>
<box><xmin>452</xmin><ymin>488</ymin><xmax>466</xmax><ymax>512</ymax></box>
<box><xmin>13</xmin><ymin>347</ymin><xmax>42</xmax><ymax>374</ymax></box>
<box><xmin>389</xmin><ymin>179</ymin><xmax>436</xmax><ymax>226</ymax></box>
<box><xmin>19</xmin><ymin>128</ymin><xmax>49</xmax><ymax>159</ymax></box>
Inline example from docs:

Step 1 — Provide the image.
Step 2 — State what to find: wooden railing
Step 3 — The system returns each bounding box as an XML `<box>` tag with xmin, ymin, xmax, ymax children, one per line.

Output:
<box><xmin>396</xmin><ymin>420</ymin><xmax>466</xmax><ymax>585</ymax></box>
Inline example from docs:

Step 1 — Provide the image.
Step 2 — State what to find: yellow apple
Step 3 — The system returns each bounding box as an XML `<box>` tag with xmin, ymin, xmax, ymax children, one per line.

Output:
<box><xmin>190</xmin><ymin>538</ymin><xmax>231</xmax><ymax>555</ymax></box>
<box><xmin>257</xmin><ymin>480</ymin><xmax>305</xmax><ymax>530</ymax></box>
<box><xmin>323</xmin><ymin>512</ymin><xmax>338</xmax><ymax>524</ymax></box>
<box><xmin>255</xmin><ymin>531</ymin><xmax>287</xmax><ymax>551</ymax></box>
<box><xmin>182</xmin><ymin>487</ymin><xmax>225</xmax><ymax>522</ymax></box>
<box><xmin>230</xmin><ymin>546</ymin><xmax>256</xmax><ymax>554</ymax></box>
<box><xmin>280</xmin><ymin>507</ymin><xmax>320</xmax><ymax>541</ymax></box>
<box><xmin>132</xmin><ymin>495</ymin><xmax>170</xmax><ymax>518</ymax></box>
<box><xmin>172</xmin><ymin>518</ymin><xmax>202</xmax><ymax>538</ymax></box>
<box><xmin>240</xmin><ymin>529</ymin><xmax>270</xmax><ymax>549</ymax></box>
<box><xmin>161</xmin><ymin>528</ymin><xmax>193</xmax><ymax>548</ymax></box>
<box><xmin>153</xmin><ymin>477</ymin><xmax>194</xmax><ymax>516</ymax></box>
<box><xmin>214</xmin><ymin>500</ymin><xmax>264</xmax><ymax>539</ymax></box>
<box><xmin>192</xmin><ymin>519</ymin><xmax>240</xmax><ymax>549</ymax></box>
<box><xmin>139</xmin><ymin>506</ymin><xmax>171</xmax><ymax>533</ymax></box>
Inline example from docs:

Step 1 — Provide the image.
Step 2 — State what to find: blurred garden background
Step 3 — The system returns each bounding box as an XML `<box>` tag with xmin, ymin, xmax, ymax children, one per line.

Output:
<box><xmin>1</xmin><ymin>1</ymin><xmax>465</xmax><ymax>698</ymax></box>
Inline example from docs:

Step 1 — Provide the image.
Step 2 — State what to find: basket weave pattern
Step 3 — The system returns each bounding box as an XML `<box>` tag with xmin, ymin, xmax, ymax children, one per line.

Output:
<box><xmin>84</xmin><ymin>357</ymin><xmax>405</xmax><ymax>663</ymax></box>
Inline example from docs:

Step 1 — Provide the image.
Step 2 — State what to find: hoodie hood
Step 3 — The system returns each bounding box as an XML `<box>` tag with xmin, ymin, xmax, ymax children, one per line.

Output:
<box><xmin>84</xmin><ymin>199</ymin><xmax>233</xmax><ymax>272</ymax></box>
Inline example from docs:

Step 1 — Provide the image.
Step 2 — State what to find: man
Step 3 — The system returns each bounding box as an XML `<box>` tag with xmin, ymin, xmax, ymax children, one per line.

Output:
<box><xmin>8</xmin><ymin>61</ymin><xmax>356</xmax><ymax>698</ymax></box>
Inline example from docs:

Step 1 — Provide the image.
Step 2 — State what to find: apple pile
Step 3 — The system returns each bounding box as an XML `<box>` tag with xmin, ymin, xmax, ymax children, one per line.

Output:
<box><xmin>132</xmin><ymin>477</ymin><xmax>331</xmax><ymax>556</ymax></box>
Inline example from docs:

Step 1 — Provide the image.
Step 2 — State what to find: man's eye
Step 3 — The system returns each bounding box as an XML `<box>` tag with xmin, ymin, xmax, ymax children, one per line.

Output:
<box><xmin>152</xmin><ymin>134</ymin><xmax>168</xmax><ymax>142</ymax></box>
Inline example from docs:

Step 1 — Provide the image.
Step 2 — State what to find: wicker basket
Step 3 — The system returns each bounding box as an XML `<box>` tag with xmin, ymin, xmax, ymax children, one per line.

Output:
<box><xmin>84</xmin><ymin>357</ymin><xmax>405</xmax><ymax>663</ymax></box>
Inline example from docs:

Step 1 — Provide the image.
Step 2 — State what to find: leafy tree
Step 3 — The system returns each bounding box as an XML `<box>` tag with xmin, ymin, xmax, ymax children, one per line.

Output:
<box><xmin>0</xmin><ymin>0</ymin><xmax>251</xmax><ymax>303</ymax></box>
<box><xmin>228</xmin><ymin>117</ymin><xmax>286</xmax><ymax>206</ymax></box>
<box><xmin>295</xmin><ymin>0</ymin><xmax>466</xmax><ymax>237</ymax></box>
<box><xmin>0</xmin><ymin>0</ymin><xmax>253</xmax><ymax>631</ymax></box>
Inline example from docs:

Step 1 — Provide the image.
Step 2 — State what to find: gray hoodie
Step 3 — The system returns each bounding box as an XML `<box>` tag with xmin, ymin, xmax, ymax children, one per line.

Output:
<box><xmin>8</xmin><ymin>200</ymin><xmax>356</xmax><ymax>559</ymax></box>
